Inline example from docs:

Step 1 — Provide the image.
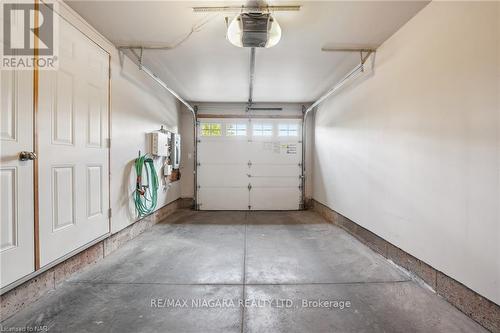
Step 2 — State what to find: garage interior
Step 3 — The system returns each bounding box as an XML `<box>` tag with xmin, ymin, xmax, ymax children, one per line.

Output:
<box><xmin>0</xmin><ymin>0</ymin><xmax>499</xmax><ymax>332</ymax></box>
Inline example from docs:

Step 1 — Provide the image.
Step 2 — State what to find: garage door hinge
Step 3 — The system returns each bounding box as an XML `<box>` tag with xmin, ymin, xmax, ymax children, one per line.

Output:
<box><xmin>108</xmin><ymin>208</ymin><xmax>112</xmax><ymax>218</ymax></box>
<box><xmin>248</xmin><ymin>183</ymin><xmax>252</xmax><ymax>191</ymax></box>
<box><xmin>248</xmin><ymin>205</ymin><xmax>252</xmax><ymax>210</ymax></box>
<box><xmin>247</xmin><ymin>160</ymin><xmax>252</xmax><ymax>167</ymax></box>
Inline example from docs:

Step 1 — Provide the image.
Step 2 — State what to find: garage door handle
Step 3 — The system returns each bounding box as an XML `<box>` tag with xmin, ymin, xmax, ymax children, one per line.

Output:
<box><xmin>19</xmin><ymin>151</ymin><xmax>37</xmax><ymax>161</ymax></box>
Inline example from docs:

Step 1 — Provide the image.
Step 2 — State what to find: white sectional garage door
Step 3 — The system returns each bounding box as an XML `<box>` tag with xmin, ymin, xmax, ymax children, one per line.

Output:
<box><xmin>197</xmin><ymin>118</ymin><xmax>302</xmax><ymax>210</ymax></box>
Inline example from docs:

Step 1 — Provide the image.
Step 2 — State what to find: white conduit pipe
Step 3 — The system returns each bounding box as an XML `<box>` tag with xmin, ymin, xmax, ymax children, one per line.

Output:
<box><xmin>301</xmin><ymin>61</ymin><xmax>367</xmax><ymax>207</ymax></box>
<box><xmin>140</xmin><ymin>65</ymin><xmax>196</xmax><ymax>115</ymax></box>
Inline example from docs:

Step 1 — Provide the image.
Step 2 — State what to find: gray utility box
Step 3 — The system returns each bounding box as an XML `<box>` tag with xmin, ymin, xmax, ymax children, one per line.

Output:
<box><xmin>171</xmin><ymin>133</ymin><xmax>181</xmax><ymax>169</ymax></box>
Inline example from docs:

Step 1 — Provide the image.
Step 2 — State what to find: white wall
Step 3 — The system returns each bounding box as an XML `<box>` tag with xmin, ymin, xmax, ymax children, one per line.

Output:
<box><xmin>313</xmin><ymin>1</ymin><xmax>500</xmax><ymax>305</ymax></box>
<box><xmin>56</xmin><ymin>1</ymin><xmax>182</xmax><ymax>234</ymax></box>
<box><xmin>109</xmin><ymin>54</ymin><xmax>182</xmax><ymax>233</ymax></box>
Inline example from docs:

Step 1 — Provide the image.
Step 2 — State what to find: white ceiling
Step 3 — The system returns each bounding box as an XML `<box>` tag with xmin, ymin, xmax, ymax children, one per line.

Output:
<box><xmin>66</xmin><ymin>1</ymin><xmax>429</xmax><ymax>103</ymax></box>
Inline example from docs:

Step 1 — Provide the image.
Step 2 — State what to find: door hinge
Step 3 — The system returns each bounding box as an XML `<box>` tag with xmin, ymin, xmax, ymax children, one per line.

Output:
<box><xmin>247</xmin><ymin>160</ymin><xmax>252</xmax><ymax>168</ymax></box>
<box><xmin>108</xmin><ymin>208</ymin><xmax>112</xmax><ymax>218</ymax></box>
<box><xmin>106</xmin><ymin>138</ymin><xmax>111</xmax><ymax>148</ymax></box>
<box><xmin>248</xmin><ymin>183</ymin><xmax>252</xmax><ymax>191</ymax></box>
<box><xmin>248</xmin><ymin>205</ymin><xmax>252</xmax><ymax>210</ymax></box>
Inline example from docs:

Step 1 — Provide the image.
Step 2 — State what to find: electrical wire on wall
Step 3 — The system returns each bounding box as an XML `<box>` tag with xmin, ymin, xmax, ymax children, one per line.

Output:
<box><xmin>117</xmin><ymin>14</ymin><xmax>218</xmax><ymax>51</ymax></box>
<box><xmin>134</xmin><ymin>154</ymin><xmax>159</xmax><ymax>217</ymax></box>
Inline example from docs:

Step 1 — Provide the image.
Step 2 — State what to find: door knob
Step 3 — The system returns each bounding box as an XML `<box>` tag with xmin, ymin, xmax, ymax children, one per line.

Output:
<box><xmin>19</xmin><ymin>151</ymin><xmax>37</xmax><ymax>161</ymax></box>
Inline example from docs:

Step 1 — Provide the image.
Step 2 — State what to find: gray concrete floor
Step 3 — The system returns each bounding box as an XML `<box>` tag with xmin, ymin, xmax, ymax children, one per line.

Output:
<box><xmin>2</xmin><ymin>210</ymin><xmax>487</xmax><ymax>332</ymax></box>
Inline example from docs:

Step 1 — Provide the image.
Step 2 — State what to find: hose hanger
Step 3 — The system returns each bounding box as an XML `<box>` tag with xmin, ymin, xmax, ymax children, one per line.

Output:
<box><xmin>134</xmin><ymin>154</ymin><xmax>159</xmax><ymax>217</ymax></box>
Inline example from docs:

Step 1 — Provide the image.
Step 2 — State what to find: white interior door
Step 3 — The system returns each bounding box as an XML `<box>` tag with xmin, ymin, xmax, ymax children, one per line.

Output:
<box><xmin>197</xmin><ymin>118</ymin><xmax>302</xmax><ymax>210</ymax></box>
<box><xmin>0</xmin><ymin>3</ymin><xmax>35</xmax><ymax>287</ymax></box>
<box><xmin>38</xmin><ymin>18</ymin><xmax>110</xmax><ymax>267</ymax></box>
<box><xmin>0</xmin><ymin>69</ymin><xmax>35</xmax><ymax>288</ymax></box>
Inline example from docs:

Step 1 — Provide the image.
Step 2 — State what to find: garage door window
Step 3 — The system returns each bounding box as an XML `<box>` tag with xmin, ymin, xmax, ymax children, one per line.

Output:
<box><xmin>201</xmin><ymin>123</ymin><xmax>222</xmax><ymax>136</ymax></box>
<box><xmin>253</xmin><ymin>123</ymin><xmax>273</xmax><ymax>136</ymax></box>
<box><xmin>279</xmin><ymin>123</ymin><xmax>299</xmax><ymax>137</ymax></box>
<box><xmin>227</xmin><ymin>123</ymin><xmax>247</xmax><ymax>136</ymax></box>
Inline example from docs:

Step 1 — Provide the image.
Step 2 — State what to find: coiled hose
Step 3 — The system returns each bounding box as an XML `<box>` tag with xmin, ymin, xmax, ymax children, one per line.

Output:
<box><xmin>134</xmin><ymin>154</ymin><xmax>158</xmax><ymax>217</ymax></box>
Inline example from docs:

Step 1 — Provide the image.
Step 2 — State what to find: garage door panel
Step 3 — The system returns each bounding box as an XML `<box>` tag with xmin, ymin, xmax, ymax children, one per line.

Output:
<box><xmin>248</xmin><ymin>142</ymin><xmax>301</xmax><ymax>163</ymax></box>
<box><xmin>250</xmin><ymin>187</ymin><xmax>301</xmax><ymax>210</ymax></box>
<box><xmin>250</xmin><ymin>164</ymin><xmax>301</xmax><ymax>177</ymax></box>
<box><xmin>250</xmin><ymin>177</ymin><xmax>301</xmax><ymax>187</ymax></box>
<box><xmin>198</xmin><ymin>140</ymin><xmax>249</xmax><ymax>163</ymax></box>
<box><xmin>198</xmin><ymin>164</ymin><xmax>248</xmax><ymax>187</ymax></box>
<box><xmin>198</xmin><ymin>188</ymin><xmax>248</xmax><ymax>210</ymax></box>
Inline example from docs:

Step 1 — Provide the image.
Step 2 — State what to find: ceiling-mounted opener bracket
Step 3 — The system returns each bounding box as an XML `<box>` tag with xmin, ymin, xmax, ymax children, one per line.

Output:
<box><xmin>359</xmin><ymin>50</ymin><xmax>374</xmax><ymax>72</ymax></box>
<box><xmin>321</xmin><ymin>47</ymin><xmax>376</xmax><ymax>72</ymax></box>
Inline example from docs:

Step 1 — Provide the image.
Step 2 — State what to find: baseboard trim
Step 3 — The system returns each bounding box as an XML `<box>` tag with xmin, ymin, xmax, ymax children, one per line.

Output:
<box><xmin>0</xmin><ymin>198</ymin><xmax>189</xmax><ymax>321</ymax></box>
<box><xmin>310</xmin><ymin>199</ymin><xmax>500</xmax><ymax>333</ymax></box>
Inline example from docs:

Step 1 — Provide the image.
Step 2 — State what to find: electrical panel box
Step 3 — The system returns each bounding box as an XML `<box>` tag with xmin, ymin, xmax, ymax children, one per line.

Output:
<box><xmin>171</xmin><ymin>133</ymin><xmax>181</xmax><ymax>169</ymax></box>
<box><xmin>150</xmin><ymin>132</ymin><xmax>170</xmax><ymax>157</ymax></box>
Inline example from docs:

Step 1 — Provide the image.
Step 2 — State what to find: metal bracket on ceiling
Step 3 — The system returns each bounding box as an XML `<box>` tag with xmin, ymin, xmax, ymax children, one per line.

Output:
<box><xmin>121</xmin><ymin>46</ymin><xmax>195</xmax><ymax>114</ymax></box>
<box><xmin>321</xmin><ymin>47</ymin><xmax>376</xmax><ymax>72</ymax></box>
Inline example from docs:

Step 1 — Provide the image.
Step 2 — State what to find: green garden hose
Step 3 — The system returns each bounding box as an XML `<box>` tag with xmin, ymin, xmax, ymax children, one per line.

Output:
<box><xmin>134</xmin><ymin>154</ymin><xmax>159</xmax><ymax>217</ymax></box>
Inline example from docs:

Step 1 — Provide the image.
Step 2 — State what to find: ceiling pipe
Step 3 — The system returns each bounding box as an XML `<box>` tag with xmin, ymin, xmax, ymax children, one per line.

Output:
<box><xmin>301</xmin><ymin>49</ymin><xmax>375</xmax><ymax>208</ymax></box>
<box><xmin>125</xmin><ymin>47</ymin><xmax>196</xmax><ymax>116</ymax></box>
<box><xmin>304</xmin><ymin>49</ymin><xmax>374</xmax><ymax>116</ymax></box>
